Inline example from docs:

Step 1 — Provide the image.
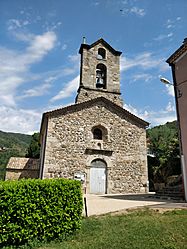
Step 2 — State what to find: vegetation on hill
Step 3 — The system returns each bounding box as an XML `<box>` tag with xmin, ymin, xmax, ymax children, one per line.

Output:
<box><xmin>147</xmin><ymin>120</ymin><xmax>181</xmax><ymax>190</ymax></box>
<box><xmin>0</xmin><ymin>131</ymin><xmax>32</xmax><ymax>179</ymax></box>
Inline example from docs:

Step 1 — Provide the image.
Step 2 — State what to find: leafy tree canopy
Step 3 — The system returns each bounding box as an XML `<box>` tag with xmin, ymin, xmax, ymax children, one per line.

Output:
<box><xmin>147</xmin><ymin>121</ymin><xmax>181</xmax><ymax>187</ymax></box>
<box><xmin>26</xmin><ymin>133</ymin><xmax>40</xmax><ymax>159</ymax></box>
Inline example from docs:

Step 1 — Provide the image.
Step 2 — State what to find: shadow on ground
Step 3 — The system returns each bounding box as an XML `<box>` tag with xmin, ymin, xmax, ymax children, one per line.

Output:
<box><xmin>100</xmin><ymin>193</ymin><xmax>184</xmax><ymax>203</ymax></box>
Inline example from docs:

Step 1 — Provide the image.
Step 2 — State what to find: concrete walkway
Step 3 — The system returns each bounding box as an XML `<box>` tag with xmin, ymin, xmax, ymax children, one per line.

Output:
<box><xmin>83</xmin><ymin>193</ymin><xmax>187</xmax><ymax>216</ymax></box>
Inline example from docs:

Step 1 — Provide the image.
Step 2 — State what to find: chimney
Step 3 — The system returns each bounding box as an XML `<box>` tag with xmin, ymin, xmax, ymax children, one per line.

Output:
<box><xmin>82</xmin><ymin>37</ymin><xmax>86</xmax><ymax>44</ymax></box>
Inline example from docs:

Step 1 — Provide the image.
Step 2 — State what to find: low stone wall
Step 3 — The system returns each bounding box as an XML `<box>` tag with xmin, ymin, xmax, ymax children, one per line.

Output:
<box><xmin>5</xmin><ymin>157</ymin><xmax>40</xmax><ymax>180</ymax></box>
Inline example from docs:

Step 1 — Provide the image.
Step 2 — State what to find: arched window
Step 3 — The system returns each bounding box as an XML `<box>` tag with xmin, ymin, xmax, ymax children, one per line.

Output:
<box><xmin>92</xmin><ymin>125</ymin><xmax>108</xmax><ymax>141</ymax></box>
<box><xmin>97</xmin><ymin>48</ymin><xmax>106</xmax><ymax>60</ymax></box>
<box><xmin>96</xmin><ymin>63</ymin><xmax>107</xmax><ymax>89</ymax></box>
<box><xmin>93</xmin><ymin>128</ymin><xmax>102</xmax><ymax>140</ymax></box>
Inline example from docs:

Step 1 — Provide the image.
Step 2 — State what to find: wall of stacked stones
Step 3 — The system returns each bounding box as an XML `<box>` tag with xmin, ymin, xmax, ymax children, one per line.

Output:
<box><xmin>76</xmin><ymin>87</ymin><xmax>123</xmax><ymax>107</ymax></box>
<box><xmin>43</xmin><ymin>101</ymin><xmax>148</xmax><ymax>193</ymax></box>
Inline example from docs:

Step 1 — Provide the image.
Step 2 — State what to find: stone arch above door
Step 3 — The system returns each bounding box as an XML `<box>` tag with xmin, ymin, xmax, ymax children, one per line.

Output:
<box><xmin>91</xmin><ymin>159</ymin><xmax>107</xmax><ymax>168</ymax></box>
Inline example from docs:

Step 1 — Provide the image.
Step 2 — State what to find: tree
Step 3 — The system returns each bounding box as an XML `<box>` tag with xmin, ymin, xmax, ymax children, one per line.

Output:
<box><xmin>147</xmin><ymin>121</ymin><xmax>181</xmax><ymax>188</ymax></box>
<box><xmin>26</xmin><ymin>133</ymin><xmax>40</xmax><ymax>158</ymax></box>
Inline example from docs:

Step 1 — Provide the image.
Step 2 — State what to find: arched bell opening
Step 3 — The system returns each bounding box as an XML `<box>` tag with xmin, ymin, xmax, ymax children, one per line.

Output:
<box><xmin>97</xmin><ymin>48</ymin><xmax>106</xmax><ymax>60</ymax></box>
<box><xmin>96</xmin><ymin>63</ymin><xmax>107</xmax><ymax>89</ymax></box>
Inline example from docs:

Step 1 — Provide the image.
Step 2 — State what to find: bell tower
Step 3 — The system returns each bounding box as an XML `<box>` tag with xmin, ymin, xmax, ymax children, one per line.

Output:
<box><xmin>75</xmin><ymin>38</ymin><xmax>123</xmax><ymax>107</ymax></box>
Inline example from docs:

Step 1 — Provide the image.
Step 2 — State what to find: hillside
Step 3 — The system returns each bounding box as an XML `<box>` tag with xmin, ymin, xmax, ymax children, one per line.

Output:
<box><xmin>0</xmin><ymin>130</ymin><xmax>32</xmax><ymax>179</ymax></box>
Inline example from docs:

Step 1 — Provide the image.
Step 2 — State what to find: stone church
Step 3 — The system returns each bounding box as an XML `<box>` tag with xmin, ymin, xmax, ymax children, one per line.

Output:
<box><xmin>39</xmin><ymin>38</ymin><xmax>149</xmax><ymax>194</ymax></box>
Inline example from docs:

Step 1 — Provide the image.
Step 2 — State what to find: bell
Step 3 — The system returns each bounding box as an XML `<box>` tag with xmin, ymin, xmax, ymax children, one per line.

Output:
<box><xmin>96</xmin><ymin>77</ymin><xmax>104</xmax><ymax>88</ymax></box>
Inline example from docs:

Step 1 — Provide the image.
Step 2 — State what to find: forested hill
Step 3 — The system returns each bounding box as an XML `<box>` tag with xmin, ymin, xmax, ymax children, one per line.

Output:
<box><xmin>0</xmin><ymin>131</ymin><xmax>32</xmax><ymax>178</ymax></box>
<box><xmin>0</xmin><ymin>130</ymin><xmax>31</xmax><ymax>150</ymax></box>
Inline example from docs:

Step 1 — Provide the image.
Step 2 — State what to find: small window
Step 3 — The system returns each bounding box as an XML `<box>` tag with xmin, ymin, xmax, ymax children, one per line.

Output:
<box><xmin>93</xmin><ymin>128</ymin><xmax>102</xmax><ymax>140</ymax></box>
<box><xmin>97</xmin><ymin>48</ymin><xmax>106</xmax><ymax>60</ymax></box>
<box><xmin>92</xmin><ymin>125</ymin><xmax>108</xmax><ymax>141</ymax></box>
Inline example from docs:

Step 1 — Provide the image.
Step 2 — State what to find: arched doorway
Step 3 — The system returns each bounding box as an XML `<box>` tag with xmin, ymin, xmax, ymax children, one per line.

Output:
<box><xmin>90</xmin><ymin>159</ymin><xmax>107</xmax><ymax>194</ymax></box>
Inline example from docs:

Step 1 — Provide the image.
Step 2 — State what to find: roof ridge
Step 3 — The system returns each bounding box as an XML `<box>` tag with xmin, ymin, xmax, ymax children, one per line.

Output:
<box><xmin>42</xmin><ymin>96</ymin><xmax>149</xmax><ymax>127</ymax></box>
<box><xmin>79</xmin><ymin>38</ymin><xmax>122</xmax><ymax>56</ymax></box>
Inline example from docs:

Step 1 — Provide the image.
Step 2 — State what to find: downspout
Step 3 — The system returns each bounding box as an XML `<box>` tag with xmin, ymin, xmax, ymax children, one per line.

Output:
<box><xmin>39</xmin><ymin>116</ymin><xmax>48</xmax><ymax>179</ymax></box>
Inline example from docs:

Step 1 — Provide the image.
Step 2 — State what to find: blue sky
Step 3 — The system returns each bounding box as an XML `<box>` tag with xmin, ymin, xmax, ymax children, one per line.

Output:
<box><xmin>0</xmin><ymin>0</ymin><xmax>186</xmax><ymax>134</ymax></box>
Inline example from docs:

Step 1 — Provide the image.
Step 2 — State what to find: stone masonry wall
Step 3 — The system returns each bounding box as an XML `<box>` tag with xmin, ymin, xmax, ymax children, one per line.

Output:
<box><xmin>76</xmin><ymin>87</ymin><xmax>123</xmax><ymax>107</ymax></box>
<box><xmin>42</xmin><ymin>101</ymin><xmax>148</xmax><ymax>194</ymax></box>
<box><xmin>6</xmin><ymin>157</ymin><xmax>40</xmax><ymax>180</ymax></box>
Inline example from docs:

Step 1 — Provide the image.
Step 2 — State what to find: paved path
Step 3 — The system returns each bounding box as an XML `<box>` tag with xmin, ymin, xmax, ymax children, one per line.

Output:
<box><xmin>83</xmin><ymin>193</ymin><xmax>187</xmax><ymax>216</ymax></box>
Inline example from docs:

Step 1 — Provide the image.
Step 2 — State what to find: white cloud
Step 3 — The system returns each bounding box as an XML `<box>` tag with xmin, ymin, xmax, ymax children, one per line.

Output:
<box><xmin>167</xmin><ymin>24</ymin><xmax>174</xmax><ymax>29</ymax></box>
<box><xmin>131</xmin><ymin>73</ymin><xmax>153</xmax><ymax>82</ymax></box>
<box><xmin>60</xmin><ymin>54</ymin><xmax>80</xmax><ymax>76</ymax></box>
<box><xmin>146</xmin><ymin>107</ymin><xmax>176</xmax><ymax>126</ymax></box>
<box><xmin>166</xmin><ymin>84</ymin><xmax>175</xmax><ymax>97</ymax></box>
<box><xmin>120</xmin><ymin>52</ymin><xmax>168</xmax><ymax>72</ymax></box>
<box><xmin>50</xmin><ymin>75</ymin><xmax>79</xmax><ymax>102</ymax></box>
<box><xmin>0</xmin><ymin>75</ymin><xmax>24</xmax><ymax>106</ymax></box>
<box><xmin>61</xmin><ymin>44</ymin><xmax>67</xmax><ymax>50</ymax></box>
<box><xmin>165</xmin><ymin>17</ymin><xmax>181</xmax><ymax>29</ymax></box>
<box><xmin>124</xmin><ymin>103</ymin><xmax>140</xmax><ymax>117</ymax></box>
<box><xmin>124</xmin><ymin>102</ymin><xmax>176</xmax><ymax>127</ymax></box>
<box><xmin>92</xmin><ymin>1</ymin><xmax>100</xmax><ymax>6</ymax></box>
<box><xmin>0</xmin><ymin>106</ymin><xmax>41</xmax><ymax>134</ymax></box>
<box><xmin>130</xmin><ymin>7</ymin><xmax>145</xmax><ymax>17</ymax></box>
<box><xmin>68</xmin><ymin>54</ymin><xmax>80</xmax><ymax>63</ymax></box>
<box><xmin>0</xmin><ymin>31</ymin><xmax>57</xmax><ymax>107</ymax></box>
<box><xmin>20</xmin><ymin>77</ymin><xmax>56</xmax><ymax>99</ymax></box>
<box><xmin>153</xmin><ymin>32</ymin><xmax>173</xmax><ymax>41</ymax></box>
<box><xmin>119</xmin><ymin>0</ymin><xmax>146</xmax><ymax>17</ymax></box>
<box><xmin>48</xmin><ymin>21</ymin><xmax>63</xmax><ymax>31</ymax></box>
<box><xmin>26</xmin><ymin>31</ymin><xmax>57</xmax><ymax>62</ymax></box>
<box><xmin>12</xmin><ymin>32</ymin><xmax>34</xmax><ymax>42</ymax></box>
<box><xmin>7</xmin><ymin>18</ymin><xmax>30</xmax><ymax>30</ymax></box>
<box><xmin>166</xmin><ymin>101</ymin><xmax>175</xmax><ymax>112</ymax></box>
<box><xmin>151</xmin><ymin>114</ymin><xmax>176</xmax><ymax>126</ymax></box>
<box><xmin>124</xmin><ymin>103</ymin><xmax>150</xmax><ymax>122</ymax></box>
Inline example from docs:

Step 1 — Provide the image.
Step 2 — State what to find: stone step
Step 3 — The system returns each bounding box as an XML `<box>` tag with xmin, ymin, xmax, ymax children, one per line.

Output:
<box><xmin>155</xmin><ymin>184</ymin><xmax>184</xmax><ymax>200</ymax></box>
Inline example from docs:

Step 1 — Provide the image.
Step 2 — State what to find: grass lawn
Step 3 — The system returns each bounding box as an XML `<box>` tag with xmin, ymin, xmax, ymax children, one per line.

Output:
<box><xmin>36</xmin><ymin>208</ymin><xmax>187</xmax><ymax>249</ymax></box>
<box><xmin>3</xmin><ymin>208</ymin><xmax>187</xmax><ymax>249</ymax></box>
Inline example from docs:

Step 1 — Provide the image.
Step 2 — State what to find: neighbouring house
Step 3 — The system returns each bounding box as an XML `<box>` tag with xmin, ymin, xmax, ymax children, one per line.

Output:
<box><xmin>5</xmin><ymin>157</ymin><xmax>40</xmax><ymax>180</ymax></box>
<box><xmin>39</xmin><ymin>38</ymin><xmax>149</xmax><ymax>194</ymax></box>
<box><xmin>166</xmin><ymin>38</ymin><xmax>187</xmax><ymax>201</ymax></box>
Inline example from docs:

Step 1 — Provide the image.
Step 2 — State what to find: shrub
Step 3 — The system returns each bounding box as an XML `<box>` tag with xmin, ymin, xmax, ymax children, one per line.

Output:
<box><xmin>0</xmin><ymin>178</ymin><xmax>83</xmax><ymax>247</ymax></box>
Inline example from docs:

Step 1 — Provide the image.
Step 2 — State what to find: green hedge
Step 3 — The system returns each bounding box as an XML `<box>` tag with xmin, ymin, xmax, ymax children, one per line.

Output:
<box><xmin>0</xmin><ymin>178</ymin><xmax>83</xmax><ymax>247</ymax></box>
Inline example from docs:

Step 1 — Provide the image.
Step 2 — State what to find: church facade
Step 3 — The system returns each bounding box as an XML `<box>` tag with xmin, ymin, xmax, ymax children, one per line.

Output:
<box><xmin>39</xmin><ymin>38</ymin><xmax>149</xmax><ymax>194</ymax></box>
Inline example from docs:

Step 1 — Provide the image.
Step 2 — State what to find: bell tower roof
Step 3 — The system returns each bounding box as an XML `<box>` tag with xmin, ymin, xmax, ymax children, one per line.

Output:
<box><xmin>79</xmin><ymin>38</ymin><xmax>122</xmax><ymax>56</ymax></box>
